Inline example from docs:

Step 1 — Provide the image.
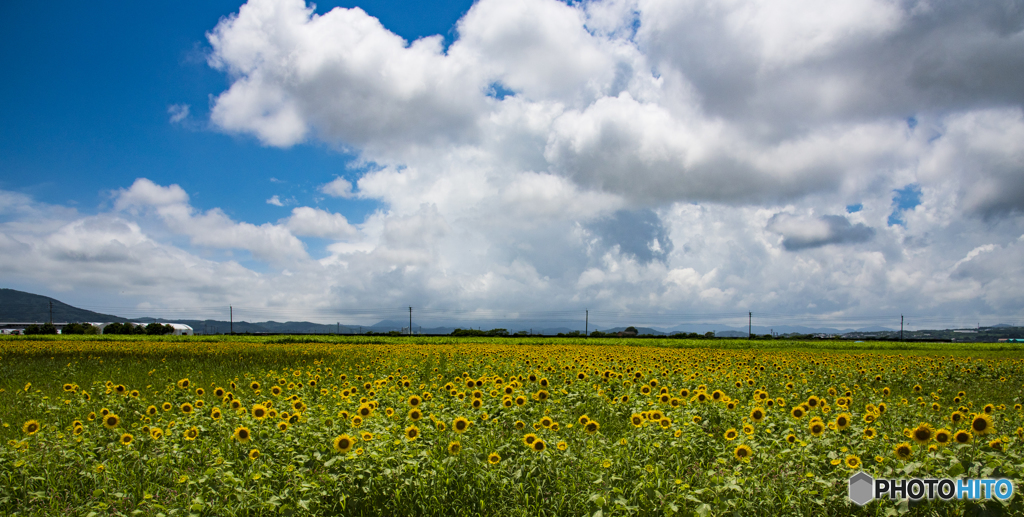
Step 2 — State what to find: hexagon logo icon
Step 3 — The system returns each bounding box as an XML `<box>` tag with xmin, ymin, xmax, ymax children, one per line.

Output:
<box><xmin>849</xmin><ymin>472</ymin><xmax>874</xmax><ymax>506</ymax></box>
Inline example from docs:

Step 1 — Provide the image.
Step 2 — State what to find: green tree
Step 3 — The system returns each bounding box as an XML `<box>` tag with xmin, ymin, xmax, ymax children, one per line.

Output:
<box><xmin>146</xmin><ymin>322</ymin><xmax>174</xmax><ymax>335</ymax></box>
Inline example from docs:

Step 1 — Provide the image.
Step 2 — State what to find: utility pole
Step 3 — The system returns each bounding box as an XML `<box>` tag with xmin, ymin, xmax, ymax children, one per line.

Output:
<box><xmin>230</xmin><ymin>306</ymin><xmax>233</xmax><ymax>335</ymax></box>
<box><xmin>337</xmin><ymin>322</ymin><xmax>340</xmax><ymax>334</ymax></box>
<box><xmin>748</xmin><ymin>312</ymin><xmax>752</xmax><ymax>339</ymax></box>
<box><xmin>409</xmin><ymin>307</ymin><xmax>412</xmax><ymax>336</ymax></box>
<box><xmin>49</xmin><ymin>300</ymin><xmax>53</xmax><ymax>324</ymax></box>
<box><xmin>900</xmin><ymin>314</ymin><xmax>903</xmax><ymax>341</ymax></box>
<box><xmin>585</xmin><ymin>309</ymin><xmax>588</xmax><ymax>337</ymax></box>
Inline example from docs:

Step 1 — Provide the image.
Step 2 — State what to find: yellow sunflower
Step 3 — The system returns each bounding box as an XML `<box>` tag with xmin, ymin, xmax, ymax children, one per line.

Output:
<box><xmin>103</xmin><ymin>414</ymin><xmax>120</xmax><ymax>429</ymax></box>
<box><xmin>734</xmin><ymin>444</ymin><xmax>753</xmax><ymax>462</ymax></box>
<box><xmin>808</xmin><ymin>420</ymin><xmax>825</xmax><ymax>437</ymax></box>
<box><xmin>750</xmin><ymin>407</ymin><xmax>766</xmax><ymax>423</ymax></box>
<box><xmin>252</xmin><ymin>404</ymin><xmax>267</xmax><ymax>420</ymax></box>
<box><xmin>894</xmin><ymin>442</ymin><xmax>913</xmax><ymax>460</ymax></box>
<box><xmin>405</xmin><ymin>425</ymin><xmax>420</xmax><ymax>441</ymax></box>
<box><xmin>333</xmin><ymin>434</ymin><xmax>354</xmax><ymax>453</ymax></box>
<box><xmin>834</xmin><ymin>413</ymin><xmax>852</xmax><ymax>431</ymax></box>
<box><xmin>233</xmin><ymin>426</ymin><xmax>252</xmax><ymax>443</ymax></box>
<box><xmin>970</xmin><ymin>413</ymin><xmax>994</xmax><ymax>436</ymax></box>
<box><xmin>953</xmin><ymin>430</ymin><xmax>972</xmax><ymax>444</ymax></box>
<box><xmin>911</xmin><ymin>423</ymin><xmax>934</xmax><ymax>445</ymax></box>
<box><xmin>22</xmin><ymin>420</ymin><xmax>40</xmax><ymax>435</ymax></box>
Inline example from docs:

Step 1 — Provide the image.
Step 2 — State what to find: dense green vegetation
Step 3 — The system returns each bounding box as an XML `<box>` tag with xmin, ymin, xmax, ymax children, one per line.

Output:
<box><xmin>0</xmin><ymin>336</ymin><xmax>1021</xmax><ymax>516</ymax></box>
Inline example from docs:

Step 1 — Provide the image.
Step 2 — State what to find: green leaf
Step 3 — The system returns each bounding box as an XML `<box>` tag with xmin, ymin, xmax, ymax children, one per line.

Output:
<box><xmin>897</xmin><ymin>498</ymin><xmax>910</xmax><ymax>515</ymax></box>
<box><xmin>947</xmin><ymin>462</ymin><xmax>964</xmax><ymax>477</ymax></box>
<box><xmin>592</xmin><ymin>510</ymin><xmax>603</xmax><ymax>517</ymax></box>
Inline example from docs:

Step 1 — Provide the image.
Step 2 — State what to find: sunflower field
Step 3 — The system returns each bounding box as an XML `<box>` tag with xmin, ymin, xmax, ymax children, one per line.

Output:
<box><xmin>0</xmin><ymin>335</ymin><xmax>1022</xmax><ymax>516</ymax></box>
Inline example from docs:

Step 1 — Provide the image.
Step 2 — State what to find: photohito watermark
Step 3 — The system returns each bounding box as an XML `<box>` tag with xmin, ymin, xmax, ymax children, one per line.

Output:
<box><xmin>848</xmin><ymin>472</ymin><xmax>1015</xmax><ymax>505</ymax></box>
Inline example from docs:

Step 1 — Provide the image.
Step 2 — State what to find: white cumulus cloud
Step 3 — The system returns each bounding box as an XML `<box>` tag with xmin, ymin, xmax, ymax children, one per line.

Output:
<box><xmin>4</xmin><ymin>0</ymin><xmax>1024</xmax><ymax>327</ymax></box>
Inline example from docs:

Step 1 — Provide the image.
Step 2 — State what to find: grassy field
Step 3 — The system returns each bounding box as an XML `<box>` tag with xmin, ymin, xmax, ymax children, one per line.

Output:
<box><xmin>0</xmin><ymin>335</ymin><xmax>1021</xmax><ymax>516</ymax></box>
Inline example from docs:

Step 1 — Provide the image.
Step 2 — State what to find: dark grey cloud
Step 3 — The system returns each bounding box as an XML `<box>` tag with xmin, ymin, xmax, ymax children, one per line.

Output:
<box><xmin>588</xmin><ymin>209</ymin><xmax>672</xmax><ymax>262</ymax></box>
<box><xmin>768</xmin><ymin>214</ymin><xmax>876</xmax><ymax>251</ymax></box>
<box><xmin>639</xmin><ymin>0</ymin><xmax>1024</xmax><ymax>138</ymax></box>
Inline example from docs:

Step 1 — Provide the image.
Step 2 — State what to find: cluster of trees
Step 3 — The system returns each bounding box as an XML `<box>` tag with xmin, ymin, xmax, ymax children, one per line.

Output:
<box><xmin>450</xmin><ymin>328</ymin><xmax>509</xmax><ymax>337</ymax></box>
<box><xmin>667</xmin><ymin>331</ymin><xmax>718</xmax><ymax>339</ymax></box>
<box><xmin>102</xmin><ymin>322</ymin><xmax>176</xmax><ymax>335</ymax></box>
<box><xmin>62</xmin><ymin>323</ymin><xmax>99</xmax><ymax>334</ymax></box>
<box><xmin>23</xmin><ymin>323</ymin><xmax>58</xmax><ymax>335</ymax></box>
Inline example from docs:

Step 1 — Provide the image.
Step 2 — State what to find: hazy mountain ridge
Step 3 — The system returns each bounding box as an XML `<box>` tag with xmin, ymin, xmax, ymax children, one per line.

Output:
<box><xmin>3</xmin><ymin>289</ymin><xmax>1021</xmax><ymax>340</ymax></box>
<box><xmin>0</xmin><ymin>288</ymin><xmax>128</xmax><ymax>323</ymax></box>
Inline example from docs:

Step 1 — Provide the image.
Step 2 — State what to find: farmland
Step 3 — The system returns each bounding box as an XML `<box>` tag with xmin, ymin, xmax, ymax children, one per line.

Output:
<box><xmin>0</xmin><ymin>335</ymin><xmax>1022</xmax><ymax>516</ymax></box>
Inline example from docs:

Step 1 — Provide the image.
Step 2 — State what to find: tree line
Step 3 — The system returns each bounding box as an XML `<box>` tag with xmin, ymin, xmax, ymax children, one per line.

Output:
<box><xmin>18</xmin><ymin>322</ymin><xmax>177</xmax><ymax>335</ymax></box>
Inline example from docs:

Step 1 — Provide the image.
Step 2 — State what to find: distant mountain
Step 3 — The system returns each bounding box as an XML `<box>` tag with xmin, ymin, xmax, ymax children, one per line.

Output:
<box><xmin>4</xmin><ymin>288</ymin><xmax>1008</xmax><ymax>338</ymax></box>
<box><xmin>0</xmin><ymin>288</ymin><xmax>128</xmax><ymax>323</ymax></box>
<box><xmin>660</xmin><ymin>323</ymin><xmax>896</xmax><ymax>336</ymax></box>
<box><xmin>598</xmin><ymin>326</ymin><xmax>668</xmax><ymax>336</ymax></box>
<box><xmin>712</xmin><ymin>330</ymin><xmax>744</xmax><ymax>338</ymax></box>
<box><xmin>138</xmin><ymin>318</ymin><xmax>361</xmax><ymax>335</ymax></box>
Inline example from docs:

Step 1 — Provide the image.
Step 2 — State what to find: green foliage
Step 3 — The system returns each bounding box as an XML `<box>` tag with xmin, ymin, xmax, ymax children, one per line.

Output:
<box><xmin>61</xmin><ymin>323</ymin><xmax>98</xmax><ymax>335</ymax></box>
<box><xmin>102</xmin><ymin>322</ymin><xmax>146</xmax><ymax>335</ymax></box>
<box><xmin>145</xmin><ymin>322</ymin><xmax>175</xmax><ymax>335</ymax></box>
<box><xmin>22</xmin><ymin>323</ymin><xmax>57</xmax><ymax>335</ymax></box>
<box><xmin>451</xmin><ymin>328</ymin><xmax>509</xmax><ymax>337</ymax></box>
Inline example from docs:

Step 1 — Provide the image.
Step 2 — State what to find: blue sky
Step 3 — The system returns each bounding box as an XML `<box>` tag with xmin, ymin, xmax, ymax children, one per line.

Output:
<box><xmin>1</xmin><ymin>0</ymin><xmax>1022</xmax><ymax>329</ymax></box>
<box><xmin>1</xmin><ymin>0</ymin><xmax>472</xmax><ymax>229</ymax></box>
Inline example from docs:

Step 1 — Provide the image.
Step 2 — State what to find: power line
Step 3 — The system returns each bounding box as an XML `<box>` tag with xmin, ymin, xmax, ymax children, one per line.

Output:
<box><xmin>43</xmin><ymin>302</ymin><xmax>1022</xmax><ymax>331</ymax></box>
